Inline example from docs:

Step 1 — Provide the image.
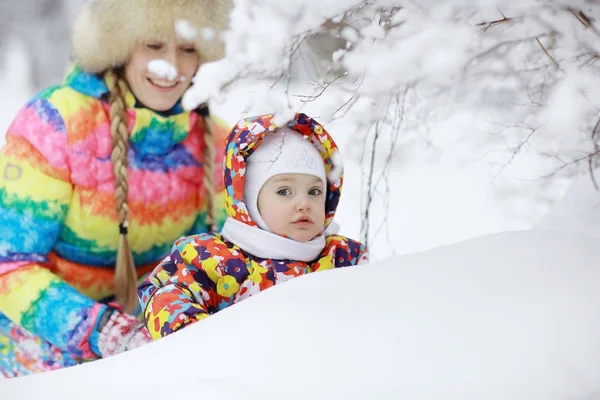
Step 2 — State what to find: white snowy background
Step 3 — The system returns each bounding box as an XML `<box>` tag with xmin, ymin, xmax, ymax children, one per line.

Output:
<box><xmin>1</xmin><ymin>0</ymin><xmax>600</xmax><ymax>398</ymax></box>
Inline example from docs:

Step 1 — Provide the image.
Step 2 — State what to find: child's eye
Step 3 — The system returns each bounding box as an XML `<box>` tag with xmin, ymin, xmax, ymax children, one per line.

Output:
<box><xmin>276</xmin><ymin>188</ymin><xmax>292</xmax><ymax>196</ymax></box>
<box><xmin>181</xmin><ymin>47</ymin><xmax>197</xmax><ymax>54</ymax></box>
<box><xmin>308</xmin><ymin>188</ymin><xmax>322</xmax><ymax>196</ymax></box>
<box><xmin>146</xmin><ymin>43</ymin><xmax>162</xmax><ymax>50</ymax></box>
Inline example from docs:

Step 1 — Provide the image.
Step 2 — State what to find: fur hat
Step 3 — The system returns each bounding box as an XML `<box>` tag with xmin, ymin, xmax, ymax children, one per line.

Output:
<box><xmin>72</xmin><ymin>0</ymin><xmax>231</xmax><ymax>74</ymax></box>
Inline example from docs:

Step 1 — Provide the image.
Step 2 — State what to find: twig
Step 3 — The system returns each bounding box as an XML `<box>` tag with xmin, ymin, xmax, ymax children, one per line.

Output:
<box><xmin>535</xmin><ymin>37</ymin><xmax>560</xmax><ymax>68</ymax></box>
<box><xmin>293</xmin><ymin>75</ymin><xmax>344</xmax><ymax>102</ymax></box>
<box><xmin>476</xmin><ymin>16</ymin><xmax>514</xmax><ymax>32</ymax></box>
<box><xmin>466</xmin><ymin>33</ymin><xmax>554</xmax><ymax>68</ymax></box>
<box><xmin>361</xmin><ymin>121</ymin><xmax>381</xmax><ymax>248</ymax></box>
<box><xmin>588</xmin><ymin>157</ymin><xmax>599</xmax><ymax>189</ymax></box>
<box><xmin>492</xmin><ymin>125</ymin><xmax>540</xmax><ymax>181</ymax></box>
<box><xmin>542</xmin><ymin>149</ymin><xmax>600</xmax><ymax>178</ymax></box>
<box><xmin>567</xmin><ymin>7</ymin><xmax>600</xmax><ymax>38</ymax></box>
<box><xmin>370</xmin><ymin>87</ymin><xmax>408</xmax><ymax>255</ymax></box>
<box><xmin>592</xmin><ymin>115</ymin><xmax>600</xmax><ymax>143</ymax></box>
<box><xmin>589</xmin><ymin>115</ymin><xmax>600</xmax><ymax>189</ymax></box>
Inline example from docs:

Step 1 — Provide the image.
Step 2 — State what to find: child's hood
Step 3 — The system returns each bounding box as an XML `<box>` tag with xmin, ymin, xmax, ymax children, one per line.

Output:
<box><xmin>223</xmin><ymin>113</ymin><xmax>343</xmax><ymax>232</ymax></box>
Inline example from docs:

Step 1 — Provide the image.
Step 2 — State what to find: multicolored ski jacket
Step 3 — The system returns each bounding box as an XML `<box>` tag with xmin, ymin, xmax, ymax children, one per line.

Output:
<box><xmin>0</xmin><ymin>66</ymin><xmax>228</xmax><ymax>360</ymax></box>
<box><xmin>138</xmin><ymin>113</ymin><xmax>368</xmax><ymax>339</ymax></box>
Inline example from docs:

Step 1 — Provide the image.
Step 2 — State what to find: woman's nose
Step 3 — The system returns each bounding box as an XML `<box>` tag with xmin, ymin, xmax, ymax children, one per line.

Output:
<box><xmin>163</xmin><ymin>49</ymin><xmax>180</xmax><ymax>75</ymax></box>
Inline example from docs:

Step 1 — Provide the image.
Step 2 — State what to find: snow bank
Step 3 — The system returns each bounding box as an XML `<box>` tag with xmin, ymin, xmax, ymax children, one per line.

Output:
<box><xmin>2</xmin><ymin>230</ymin><xmax>599</xmax><ymax>399</ymax></box>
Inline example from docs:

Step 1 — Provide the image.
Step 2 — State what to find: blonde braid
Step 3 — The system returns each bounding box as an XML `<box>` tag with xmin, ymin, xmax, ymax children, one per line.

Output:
<box><xmin>107</xmin><ymin>73</ymin><xmax>138</xmax><ymax>314</ymax></box>
<box><xmin>199</xmin><ymin>104</ymin><xmax>217</xmax><ymax>232</ymax></box>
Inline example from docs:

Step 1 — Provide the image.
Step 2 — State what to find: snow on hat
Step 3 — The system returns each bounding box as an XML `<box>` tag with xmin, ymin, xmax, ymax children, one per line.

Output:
<box><xmin>244</xmin><ymin>127</ymin><xmax>327</xmax><ymax>231</ymax></box>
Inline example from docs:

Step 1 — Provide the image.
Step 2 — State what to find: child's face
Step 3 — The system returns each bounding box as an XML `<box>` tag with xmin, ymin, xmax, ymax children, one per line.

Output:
<box><xmin>257</xmin><ymin>173</ymin><xmax>326</xmax><ymax>242</ymax></box>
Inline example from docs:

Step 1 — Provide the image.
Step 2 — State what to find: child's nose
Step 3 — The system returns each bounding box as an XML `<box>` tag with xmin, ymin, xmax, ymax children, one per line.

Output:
<box><xmin>296</xmin><ymin>195</ymin><xmax>311</xmax><ymax>211</ymax></box>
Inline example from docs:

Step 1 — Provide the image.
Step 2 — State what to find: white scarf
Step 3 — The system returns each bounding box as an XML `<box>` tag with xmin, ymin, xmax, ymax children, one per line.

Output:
<box><xmin>220</xmin><ymin>217</ymin><xmax>338</xmax><ymax>262</ymax></box>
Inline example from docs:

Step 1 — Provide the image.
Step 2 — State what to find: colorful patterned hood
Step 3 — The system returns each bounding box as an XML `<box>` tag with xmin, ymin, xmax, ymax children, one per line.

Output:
<box><xmin>223</xmin><ymin>113</ymin><xmax>342</xmax><ymax>231</ymax></box>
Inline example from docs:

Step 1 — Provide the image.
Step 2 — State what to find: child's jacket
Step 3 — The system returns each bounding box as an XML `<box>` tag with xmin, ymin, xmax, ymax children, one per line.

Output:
<box><xmin>138</xmin><ymin>113</ymin><xmax>368</xmax><ymax>339</ymax></box>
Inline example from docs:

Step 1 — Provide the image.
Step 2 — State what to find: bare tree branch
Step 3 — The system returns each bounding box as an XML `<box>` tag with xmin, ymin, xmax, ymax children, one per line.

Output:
<box><xmin>466</xmin><ymin>33</ymin><xmax>554</xmax><ymax>69</ymax></box>
<box><xmin>492</xmin><ymin>124</ymin><xmax>541</xmax><ymax>181</ymax></box>
<box><xmin>542</xmin><ymin>149</ymin><xmax>600</xmax><ymax>179</ymax></box>
<box><xmin>476</xmin><ymin>15</ymin><xmax>515</xmax><ymax>33</ymax></box>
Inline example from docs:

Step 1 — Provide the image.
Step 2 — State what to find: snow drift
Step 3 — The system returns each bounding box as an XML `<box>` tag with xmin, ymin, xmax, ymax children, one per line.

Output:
<box><xmin>2</xmin><ymin>229</ymin><xmax>599</xmax><ymax>400</ymax></box>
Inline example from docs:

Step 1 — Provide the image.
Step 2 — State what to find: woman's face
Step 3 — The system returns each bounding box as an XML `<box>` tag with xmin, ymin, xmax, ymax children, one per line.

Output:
<box><xmin>124</xmin><ymin>38</ymin><xmax>200</xmax><ymax>112</ymax></box>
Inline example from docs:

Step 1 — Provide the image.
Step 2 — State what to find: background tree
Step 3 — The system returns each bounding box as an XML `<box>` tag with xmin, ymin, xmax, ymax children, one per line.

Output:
<box><xmin>185</xmin><ymin>0</ymin><xmax>600</xmax><ymax>248</ymax></box>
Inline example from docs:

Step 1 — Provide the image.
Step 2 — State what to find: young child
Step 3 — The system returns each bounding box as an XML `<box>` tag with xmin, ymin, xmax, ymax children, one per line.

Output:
<box><xmin>137</xmin><ymin>113</ymin><xmax>368</xmax><ymax>339</ymax></box>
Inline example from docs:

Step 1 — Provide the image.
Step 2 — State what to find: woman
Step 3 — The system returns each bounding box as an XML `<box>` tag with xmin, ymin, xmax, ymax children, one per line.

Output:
<box><xmin>0</xmin><ymin>0</ymin><xmax>231</xmax><ymax>377</ymax></box>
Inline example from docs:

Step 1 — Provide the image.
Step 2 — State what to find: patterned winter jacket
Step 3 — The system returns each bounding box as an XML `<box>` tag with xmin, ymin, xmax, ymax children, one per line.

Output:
<box><xmin>138</xmin><ymin>113</ymin><xmax>368</xmax><ymax>339</ymax></box>
<box><xmin>0</xmin><ymin>66</ymin><xmax>228</xmax><ymax>360</ymax></box>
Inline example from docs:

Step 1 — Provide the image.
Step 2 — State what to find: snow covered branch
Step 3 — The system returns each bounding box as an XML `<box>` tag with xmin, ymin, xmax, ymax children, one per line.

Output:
<box><xmin>183</xmin><ymin>0</ymin><xmax>600</xmax><ymax>243</ymax></box>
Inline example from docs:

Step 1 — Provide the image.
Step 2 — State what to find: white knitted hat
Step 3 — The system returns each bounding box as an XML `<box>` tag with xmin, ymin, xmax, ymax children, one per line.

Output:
<box><xmin>244</xmin><ymin>127</ymin><xmax>327</xmax><ymax>231</ymax></box>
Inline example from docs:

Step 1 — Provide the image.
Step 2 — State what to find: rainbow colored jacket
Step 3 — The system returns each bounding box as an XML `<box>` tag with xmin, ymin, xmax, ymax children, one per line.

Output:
<box><xmin>0</xmin><ymin>67</ymin><xmax>227</xmax><ymax>360</ymax></box>
<box><xmin>138</xmin><ymin>113</ymin><xmax>368</xmax><ymax>339</ymax></box>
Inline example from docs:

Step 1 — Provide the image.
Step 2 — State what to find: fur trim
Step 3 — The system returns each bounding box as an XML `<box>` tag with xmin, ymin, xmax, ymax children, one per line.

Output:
<box><xmin>72</xmin><ymin>0</ymin><xmax>231</xmax><ymax>73</ymax></box>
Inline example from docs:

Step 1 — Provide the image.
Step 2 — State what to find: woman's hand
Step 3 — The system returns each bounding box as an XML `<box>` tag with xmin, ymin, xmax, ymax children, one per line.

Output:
<box><xmin>97</xmin><ymin>308</ymin><xmax>153</xmax><ymax>358</ymax></box>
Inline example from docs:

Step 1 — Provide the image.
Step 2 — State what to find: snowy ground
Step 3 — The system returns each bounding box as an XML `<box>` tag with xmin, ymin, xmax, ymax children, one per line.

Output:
<box><xmin>3</xmin><ymin>229</ymin><xmax>600</xmax><ymax>399</ymax></box>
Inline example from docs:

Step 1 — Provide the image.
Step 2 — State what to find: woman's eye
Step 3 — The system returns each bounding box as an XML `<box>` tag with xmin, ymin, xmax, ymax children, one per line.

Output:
<box><xmin>181</xmin><ymin>47</ymin><xmax>197</xmax><ymax>54</ymax></box>
<box><xmin>309</xmin><ymin>188</ymin><xmax>322</xmax><ymax>196</ymax></box>
<box><xmin>276</xmin><ymin>188</ymin><xmax>292</xmax><ymax>196</ymax></box>
<box><xmin>146</xmin><ymin>43</ymin><xmax>162</xmax><ymax>50</ymax></box>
